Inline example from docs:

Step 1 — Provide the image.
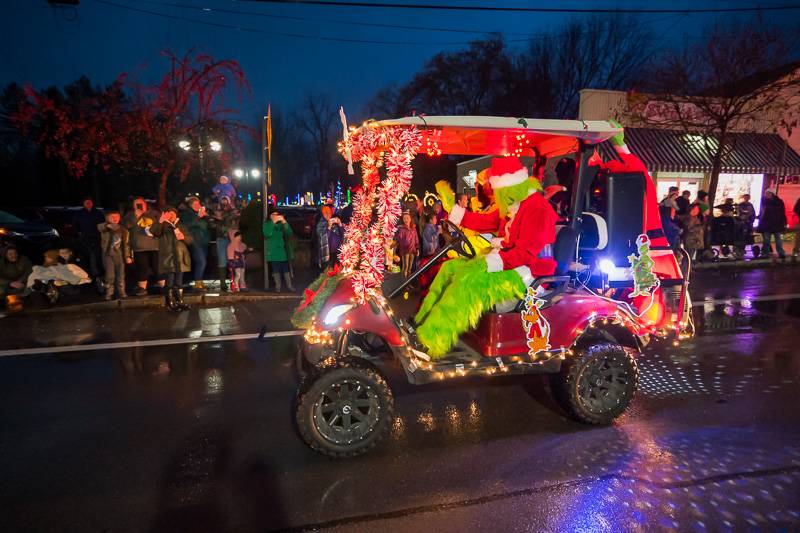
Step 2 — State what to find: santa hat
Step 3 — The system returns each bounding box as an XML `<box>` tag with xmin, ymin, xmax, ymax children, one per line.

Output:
<box><xmin>488</xmin><ymin>157</ymin><xmax>529</xmax><ymax>190</ymax></box>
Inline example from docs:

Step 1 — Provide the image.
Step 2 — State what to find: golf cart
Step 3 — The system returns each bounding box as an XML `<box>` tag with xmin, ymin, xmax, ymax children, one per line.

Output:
<box><xmin>292</xmin><ymin>116</ymin><xmax>692</xmax><ymax>457</ymax></box>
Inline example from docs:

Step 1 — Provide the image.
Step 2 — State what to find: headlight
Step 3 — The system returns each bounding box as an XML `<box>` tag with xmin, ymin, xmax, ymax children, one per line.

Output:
<box><xmin>0</xmin><ymin>228</ymin><xmax>22</xmax><ymax>237</ymax></box>
<box><xmin>323</xmin><ymin>304</ymin><xmax>355</xmax><ymax>326</ymax></box>
<box><xmin>599</xmin><ymin>259</ymin><xmax>616</xmax><ymax>275</ymax></box>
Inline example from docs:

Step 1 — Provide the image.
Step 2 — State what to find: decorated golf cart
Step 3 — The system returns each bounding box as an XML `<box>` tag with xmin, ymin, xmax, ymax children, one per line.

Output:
<box><xmin>291</xmin><ymin>115</ymin><xmax>693</xmax><ymax>457</ymax></box>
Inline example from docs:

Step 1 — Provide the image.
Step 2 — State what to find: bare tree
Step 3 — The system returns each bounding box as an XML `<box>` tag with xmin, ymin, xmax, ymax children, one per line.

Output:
<box><xmin>627</xmin><ymin>20</ymin><xmax>800</xmax><ymax>206</ymax></box>
<box><xmin>293</xmin><ymin>93</ymin><xmax>342</xmax><ymax>192</ymax></box>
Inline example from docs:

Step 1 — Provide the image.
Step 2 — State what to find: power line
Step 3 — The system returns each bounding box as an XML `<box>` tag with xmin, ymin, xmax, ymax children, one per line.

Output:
<box><xmin>136</xmin><ymin>0</ymin><xmax>533</xmax><ymax>36</ymax></box>
<box><xmin>237</xmin><ymin>0</ymin><xmax>800</xmax><ymax>14</ymax></box>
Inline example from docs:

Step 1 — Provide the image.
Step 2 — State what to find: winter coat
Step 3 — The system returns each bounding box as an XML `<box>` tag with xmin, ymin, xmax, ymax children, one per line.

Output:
<box><xmin>212</xmin><ymin>182</ymin><xmax>236</xmax><ymax>201</ymax></box>
<box><xmin>759</xmin><ymin>196</ymin><xmax>787</xmax><ymax>233</ymax></box>
<box><xmin>151</xmin><ymin>221</ymin><xmax>193</xmax><ymax>273</ymax></box>
<box><xmin>211</xmin><ymin>207</ymin><xmax>239</xmax><ymax>239</ymax></box>
<box><xmin>684</xmin><ymin>216</ymin><xmax>705</xmax><ymax>251</ymax></box>
<box><xmin>123</xmin><ymin>209</ymin><xmax>160</xmax><ymax>252</ymax></box>
<box><xmin>73</xmin><ymin>208</ymin><xmax>104</xmax><ymax>243</ymax></box>
<box><xmin>421</xmin><ymin>223</ymin><xmax>440</xmax><ymax>256</ymax></box>
<box><xmin>659</xmin><ymin>206</ymin><xmax>680</xmax><ymax>248</ymax></box>
<box><xmin>97</xmin><ymin>222</ymin><xmax>132</xmax><ymax>260</ymax></box>
<box><xmin>0</xmin><ymin>254</ymin><xmax>33</xmax><ymax>286</ymax></box>
<box><xmin>227</xmin><ymin>229</ymin><xmax>247</xmax><ymax>261</ymax></box>
<box><xmin>263</xmin><ymin>219</ymin><xmax>293</xmax><ymax>262</ymax></box>
<box><xmin>395</xmin><ymin>225</ymin><xmax>419</xmax><ymax>255</ymax></box>
<box><xmin>180</xmin><ymin>207</ymin><xmax>211</xmax><ymax>248</ymax></box>
<box><xmin>738</xmin><ymin>201</ymin><xmax>756</xmax><ymax>225</ymax></box>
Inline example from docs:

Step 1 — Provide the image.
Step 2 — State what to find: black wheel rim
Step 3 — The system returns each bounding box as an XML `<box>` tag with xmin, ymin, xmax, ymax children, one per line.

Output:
<box><xmin>313</xmin><ymin>378</ymin><xmax>381</xmax><ymax>446</ymax></box>
<box><xmin>577</xmin><ymin>355</ymin><xmax>631</xmax><ymax>414</ymax></box>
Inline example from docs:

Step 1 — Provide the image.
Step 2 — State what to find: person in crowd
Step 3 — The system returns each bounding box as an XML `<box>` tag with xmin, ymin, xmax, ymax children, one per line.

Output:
<box><xmin>150</xmin><ymin>207</ymin><xmax>193</xmax><ymax>311</ymax></box>
<box><xmin>660</xmin><ymin>186</ymin><xmax>680</xmax><ymax>211</ymax></box>
<box><xmin>395</xmin><ymin>211</ymin><xmax>420</xmax><ymax>278</ymax></box>
<box><xmin>28</xmin><ymin>247</ymin><xmax>91</xmax><ymax>305</ymax></box>
<box><xmin>676</xmin><ymin>190</ymin><xmax>691</xmax><ymax>217</ymax></box>
<box><xmin>715</xmin><ymin>197</ymin><xmax>736</xmax><ymax>216</ymax></box>
<box><xmin>0</xmin><ymin>245</ymin><xmax>33</xmax><ymax>310</ymax></box>
<box><xmin>227</xmin><ymin>229</ymin><xmax>247</xmax><ymax>292</ymax></box>
<box><xmin>793</xmin><ymin>198</ymin><xmax>800</xmax><ymax>258</ymax></box>
<box><xmin>123</xmin><ymin>197</ymin><xmax>161</xmax><ymax>296</ymax></box>
<box><xmin>180</xmin><ymin>197</ymin><xmax>211</xmax><ymax>291</ymax></box>
<box><xmin>684</xmin><ymin>204</ymin><xmax>705</xmax><ymax>261</ymax></box>
<box><xmin>758</xmin><ymin>190</ymin><xmax>787</xmax><ymax>259</ymax></box>
<box><xmin>421</xmin><ymin>212</ymin><xmax>441</xmax><ymax>257</ymax></box>
<box><xmin>263</xmin><ymin>210</ymin><xmax>294</xmax><ymax>293</ymax></box>
<box><xmin>73</xmin><ymin>197</ymin><xmax>105</xmax><ymax>284</ymax></box>
<box><xmin>456</xmin><ymin>193</ymin><xmax>470</xmax><ymax>211</ymax></box>
<box><xmin>694</xmin><ymin>191</ymin><xmax>711</xmax><ymax>221</ymax></box>
<box><xmin>212</xmin><ymin>175</ymin><xmax>236</xmax><ymax>203</ymax></box>
<box><xmin>315</xmin><ymin>204</ymin><xmax>344</xmax><ymax>270</ymax></box>
<box><xmin>659</xmin><ymin>205</ymin><xmax>681</xmax><ymax>249</ymax></box>
<box><xmin>433</xmin><ymin>200</ymin><xmax>447</xmax><ymax>225</ymax></box>
<box><xmin>210</xmin><ymin>196</ymin><xmax>239</xmax><ymax>292</ymax></box>
<box><xmin>97</xmin><ymin>211</ymin><xmax>132</xmax><ymax>300</ymax></box>
<box><xmin>738</xmin><ymin>194</ymin><xmax>756</xmax><ymax>227</ymax></box>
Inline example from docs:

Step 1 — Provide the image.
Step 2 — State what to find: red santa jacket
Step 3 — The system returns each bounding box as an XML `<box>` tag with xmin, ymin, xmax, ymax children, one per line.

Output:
<box><xmin>483</xmin><ymin>192</ymin><xmax>558</xmax><ymax>281</ymax></box>
<box><xmin>448</xmin><ymin>204</ymin><xmax>502</xmax><ymax>234</ymax></box>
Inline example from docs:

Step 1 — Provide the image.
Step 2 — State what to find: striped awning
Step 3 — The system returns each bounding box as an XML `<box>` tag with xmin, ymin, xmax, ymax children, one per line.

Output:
<box><xmin>597</xmin><ymin>127</ymin><xmax>800</xmax><ymax>175</ymax></box>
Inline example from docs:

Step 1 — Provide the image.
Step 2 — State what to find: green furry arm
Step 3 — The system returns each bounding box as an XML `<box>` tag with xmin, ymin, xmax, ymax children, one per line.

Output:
<box><xmin>435</xmin><ymin>180</ymin><xmax>456</xmax><ymax>213</ymax></box>
<box><xmin>609</xmin><ymin>118</ymin><xmax>625</xmax><ymax>147</ymax></box>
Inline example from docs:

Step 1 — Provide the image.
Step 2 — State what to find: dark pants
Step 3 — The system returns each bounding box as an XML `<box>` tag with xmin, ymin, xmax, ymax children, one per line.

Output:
<box><xmin>134</xmin><ymin>250</ymin><xmax>159</xmax><ymax>283</ymax></box>
<box><xmin>163</xmin><ymin>271</ymin><xmax>184</xmax><ymax>289</ymax></box>
<box><xmin>103</xmin><ymin>253</ymin><xmax>125</xmax><ymax>295</ymax></box>
<box><xmin>761</xmin><ymin>232</ymin><xmax>785</xmax><ymax>258</ymax></box>
<box><xmin>190</xmin><ymin>243</ymin><xmax>208</xmax><ymax>281</ymax></box>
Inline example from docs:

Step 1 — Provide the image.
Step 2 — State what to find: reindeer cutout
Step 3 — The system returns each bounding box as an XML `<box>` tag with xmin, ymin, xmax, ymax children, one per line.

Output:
<box><xmin>521</xmin><ymin>287</ymin><xmax>552</xmax><ymax>356</ymax></box>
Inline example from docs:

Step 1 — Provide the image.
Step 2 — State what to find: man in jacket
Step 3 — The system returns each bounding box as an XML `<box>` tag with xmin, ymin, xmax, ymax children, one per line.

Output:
<box><xmin>151</xmin><ymin>207</ymin><xmax>193</xmax><ymax>311</ymax></box>
<box><xmin>759</xmin><ymin>190</ymin><xmax>787</xmax><ymax>259</ymax></box>
<box><xmin>180</xmin><ymin>197</ymin><xmax>211</xmax><ymax>291</ymax></box>
<box><xmin>73</xmin><ymin>197</ymin><xmax>104</xmax><ymax>283</ymax></box>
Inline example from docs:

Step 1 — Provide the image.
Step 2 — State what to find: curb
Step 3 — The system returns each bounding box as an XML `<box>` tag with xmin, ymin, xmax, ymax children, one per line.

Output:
<box><xmin>693</xmin><ymin>257</ymin><xmax>800</xmax><ymax>271</ymax></box>
<box><xmin>25</xmin><ymin>292</ymin><xmax>301</xmax><ymax>314</ymax></box>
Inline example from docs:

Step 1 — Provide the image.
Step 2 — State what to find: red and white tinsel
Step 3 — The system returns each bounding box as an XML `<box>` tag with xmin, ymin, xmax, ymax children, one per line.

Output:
<box><xmin>337</xmin><ymin>124</ymin><xmax>422</xmax><ymax>299</ymax></box>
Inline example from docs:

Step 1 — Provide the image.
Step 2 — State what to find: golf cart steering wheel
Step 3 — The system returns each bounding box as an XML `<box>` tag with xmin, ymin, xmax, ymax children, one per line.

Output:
<box><xmin>442</xmin><ymin>219</ymin><xmax>476</xmax><ymax>259</ymax></box>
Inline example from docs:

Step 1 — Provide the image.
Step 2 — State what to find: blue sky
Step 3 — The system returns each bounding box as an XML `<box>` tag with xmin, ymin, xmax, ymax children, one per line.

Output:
<box><xmin>2</xmin><ymin>0</ymin><xmax>797</xmax><ymax>126</ymax></box>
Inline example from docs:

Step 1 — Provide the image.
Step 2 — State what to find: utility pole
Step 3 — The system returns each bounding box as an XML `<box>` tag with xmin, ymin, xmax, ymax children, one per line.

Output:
<box><xmin>262</xmin><ymin>104</ymin><xmax>271</xmax><ymax>291</ymax></box>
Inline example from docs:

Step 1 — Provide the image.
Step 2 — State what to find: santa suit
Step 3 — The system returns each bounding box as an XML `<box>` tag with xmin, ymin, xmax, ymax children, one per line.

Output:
<box><xmin>449</xmin><ymin>191</ymin><xmax>558</xmax><ymax>283</ymax></box>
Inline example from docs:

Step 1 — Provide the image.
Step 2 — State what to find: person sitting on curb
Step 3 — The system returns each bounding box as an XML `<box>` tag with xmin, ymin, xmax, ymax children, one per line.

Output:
<box><xmin>0</xmin><ymin>245</ymin><xmax>32</xmax><ymax>312</ymax></box>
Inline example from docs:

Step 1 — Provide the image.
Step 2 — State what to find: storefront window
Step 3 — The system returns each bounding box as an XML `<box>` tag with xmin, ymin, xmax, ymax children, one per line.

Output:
<box><xmin>655</xmin><ymin>172</ymin><xmax>703</xmax><ymax>201</ymax></box>
<box><xmin>716</xmin><ymin>173</ymin><xmax>764</xmax><ymax>217</ymax></box>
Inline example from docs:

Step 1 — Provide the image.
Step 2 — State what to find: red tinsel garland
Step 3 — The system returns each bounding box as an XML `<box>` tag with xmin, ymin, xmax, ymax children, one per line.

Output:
<box><xmin>337</xmin><ymin>124</ymin><xmax>422</xmax><ymax>300</ymax></box>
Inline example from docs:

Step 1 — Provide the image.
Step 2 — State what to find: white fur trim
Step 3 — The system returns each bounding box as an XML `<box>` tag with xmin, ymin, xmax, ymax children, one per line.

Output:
<box><xmin>490</xmin><ymin>237</ymin><xmax>504</xmax><ymax>249</ymax></box>
<box><xmin>489</xmin><ymin>167</ymin><xmax>529</xmax><ymax>190</ymax></box>
<box><xmin>449</xmin><ymin>204</ymin><xmax>466</xmax><ymax>225</ymax></box>
<box><xmin>485</xmin><ymin>252</ymin><xmax>504</xmax><ymax>272</ymax></box>
<box><xmin>514</xmin><ymin>265</ymin><xmax>533</xmax><ymax>286</ymax></box>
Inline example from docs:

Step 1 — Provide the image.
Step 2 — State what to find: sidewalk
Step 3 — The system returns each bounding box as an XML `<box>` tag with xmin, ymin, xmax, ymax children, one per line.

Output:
<box><xmin>693</xmin><ymin>240</ymin><xmax>800</xmax><ymax>271</ymax></box>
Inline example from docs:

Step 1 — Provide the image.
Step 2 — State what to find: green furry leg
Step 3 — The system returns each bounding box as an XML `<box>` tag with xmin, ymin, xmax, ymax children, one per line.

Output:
<box><xmin>414</xmin><ymin>257</ymin><xmax>470</xmax><ymax>325</ymax></box>
<box><xmin>416</xmin><ymin>267</ymin><xmax>527</xmax><ymax>358</ymax></box>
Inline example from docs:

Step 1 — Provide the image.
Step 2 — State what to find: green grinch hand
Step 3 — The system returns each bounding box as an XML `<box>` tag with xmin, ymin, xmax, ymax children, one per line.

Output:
<box><xmin>609</xmin><ymin>118</ymin><xmax>625</xmax><ymax>147</ymax></box>
<box><xmin>435</xmin><ymin>180</ymin><xmax>456</xmax><ymax>212</ymax></box>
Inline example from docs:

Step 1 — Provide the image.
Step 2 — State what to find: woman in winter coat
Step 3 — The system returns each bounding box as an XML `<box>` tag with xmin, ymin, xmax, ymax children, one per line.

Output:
<box><xmin>150</xmin><ymin>206</ymin><xmax>193</xmax><ymax>311</ymax></box>
<box><xmin>263</xmin><ymin>210</ymin><xmax>295</xmax><ymax>292</ymax></box>
<box><xmin>683</xmin><ymin>204</ymin><xmax>705</xmax><ymax>260</ymax></box>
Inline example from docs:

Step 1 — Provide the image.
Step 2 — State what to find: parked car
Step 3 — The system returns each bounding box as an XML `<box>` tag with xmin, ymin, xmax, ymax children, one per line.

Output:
<box><xmin>0</xmin><ymin>209</ymin><xmax>60</xmax><ymax>262</ymax></box>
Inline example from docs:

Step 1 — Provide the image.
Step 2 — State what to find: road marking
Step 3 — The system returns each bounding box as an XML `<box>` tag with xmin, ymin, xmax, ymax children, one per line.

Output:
<box><xmin>691</xmin><ymin>292</ymin><xmax>800</xmax><ymax>307</ymax></box>
<box><xmin>0</xmin><ymin>330</ymin><xmax>304</xmax><ymax>358</ymax></box>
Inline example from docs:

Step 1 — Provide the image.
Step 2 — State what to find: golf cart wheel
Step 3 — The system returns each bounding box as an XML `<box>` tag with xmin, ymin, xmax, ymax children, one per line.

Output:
<box><xmin>551</xmin><ymin>343</ymin><xmax>638</xmax><ymax>425</ymax></box>
<box><xmin>295</xmin><ymin>362</ymin><xmax>394</xmax><ymax>458</ymax></box>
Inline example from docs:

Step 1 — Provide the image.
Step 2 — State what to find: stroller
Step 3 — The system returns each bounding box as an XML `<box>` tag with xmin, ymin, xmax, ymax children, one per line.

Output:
<box><xmin>707</xmin><ymin>214</ymin><xmax>754</xmax><ymax>260</ymax></box>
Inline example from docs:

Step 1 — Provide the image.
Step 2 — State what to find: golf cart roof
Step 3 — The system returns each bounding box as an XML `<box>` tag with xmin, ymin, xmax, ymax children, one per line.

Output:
<box><xmin>366</xmin><ymin>116</ymin><xmax>621</xmax><ymax>157</ymax></box>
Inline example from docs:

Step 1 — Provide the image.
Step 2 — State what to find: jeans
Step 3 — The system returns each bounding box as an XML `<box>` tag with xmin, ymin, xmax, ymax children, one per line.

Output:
<box><xmin>163</xmin><ymin>271</ymin><xmax>184</xmax><ymax>289</ymax></box>
<box><xmin>190</xmin><ymin>243</ymin><xmax>208</xmax><ymax>281</ymax></box>
<box><xmin>761</xmin><ymin>232</ymin><xmax>785</xmax><ymax>257</ymax></box>
<box><xmin>102</xmin><ymin>253</ymin><xmax>125</xmax><ymax>295</ymax></box>
<box><xmin>215</xmin><ymin>238</ymin><xmax>230</xmax><ymax>268</ymax></box>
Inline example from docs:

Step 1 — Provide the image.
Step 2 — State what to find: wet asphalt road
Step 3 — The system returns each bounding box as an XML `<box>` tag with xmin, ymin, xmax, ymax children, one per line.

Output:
<box><xmin>1</xmin><ymin>269</ymin><xmax>799</xmax><ymax>532</ymax></box>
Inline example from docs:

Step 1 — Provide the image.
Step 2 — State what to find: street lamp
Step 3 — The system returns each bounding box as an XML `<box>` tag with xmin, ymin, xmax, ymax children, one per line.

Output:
<box><xmin>233</xmin><ymin>168</ymin><xmax>245</xmax><ymax>178</ymax></box>
<box><xmin>250</xmin><ymin>168</ymin><xmax>260</xmax><ymax>178</ymax></box>
<box><xmin>209</xmin><ymin>140</ymin><xmax>222</xmax><ymax>152</ymax></box>
<box><xmin>178</xmin><ymin>139</ymin><xmax>191</xmax><ymax>151</ymax></box>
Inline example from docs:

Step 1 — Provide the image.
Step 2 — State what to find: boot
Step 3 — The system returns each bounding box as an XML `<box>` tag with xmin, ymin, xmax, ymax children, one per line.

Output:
<box><xmin>283</xmin><ymin>272</ymin><xmax>295</xmax><ymax>292</ymax></box>
<box><xmin>194</xmin><ymin>280</ymin><xmax>206</xmax><ymax>292</ymax></box>
<box><xmin>173</xmin><ymin>288</ymin><xmax>190</xmax><ymax>311</ymax></box>
<box><xmin>135</xmin><ymin>283</ymin><xmax>147</xmax><ymax>296</ymax></box>
<box><xmin>117</xmin><ymin>283</ymin><xmax>127</xmax><ymax>299</ymax></box>
<box><xmin>163</xmin><ymin>287</ymin><xmax>179</xmax><ymax>311</ymax></box>
<box><xmin>272</xmin><ymin>273</ymin><xmax>282</xmax><ymax>293</ymax></box>
<box><xmin>104</xmin><ymin>286</ymin><xmax>114</xmax><ymax>301</ymax></box>
<box><xmin>218</xmin><ymin>268</ymin><xmax>229</xmax><ymax>292</ymax></box>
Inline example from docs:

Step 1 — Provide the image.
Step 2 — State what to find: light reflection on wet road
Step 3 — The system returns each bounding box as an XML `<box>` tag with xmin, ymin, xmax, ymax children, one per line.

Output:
<box><xmin>0</xmin><ymin>268</ymin><xmax>799</xmax><ymax>531</ymax></box>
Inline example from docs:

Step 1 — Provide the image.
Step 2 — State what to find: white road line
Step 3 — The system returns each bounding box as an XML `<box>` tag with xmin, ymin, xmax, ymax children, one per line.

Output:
<box><xmin>691</xmin><ymin>293</ymin><xmax>800</xmax><ymax>307</ymax></box>
<box><xmin>0</xmin><ymin>330</ymin><xmax>304</xmax><ymax>358</ymax></box>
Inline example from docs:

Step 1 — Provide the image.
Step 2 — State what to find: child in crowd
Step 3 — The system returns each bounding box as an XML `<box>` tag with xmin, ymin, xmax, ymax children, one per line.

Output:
<box><xmin>212</xmin><ymin>175</ymin><xmax>236</xmax><ymax>203</ymax></box>
<box><xmin>683</xmin><ymin>204</ymin><xmax>705</xmax><ymax>260</ymax></box>
<box><xmin>227</xmin><ymin>229</ymin><xmax>247</xmax><ymax>292</ymax></box>
<box><xmin>395</xmin><ymin>211</ymin><xmax>419</xmax><ymax>278</ymax></box>
<box><xmin>97</xmin><ymin>210</ymin><xmax>132</xmax><ymax>300</ymax></box>
<box><xmin>421</xmin><ymin>212</ymin><xmax>440</xmax><ymax>257</ymax></box>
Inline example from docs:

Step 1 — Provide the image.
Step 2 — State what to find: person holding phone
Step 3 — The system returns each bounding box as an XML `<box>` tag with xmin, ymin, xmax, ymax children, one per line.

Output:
<box><xmin>123</xmin><ymin>197</ymin><xmax>161</xmax><ymax>296</ymax></box>
<box><xmin>150</xmin><ymin>207</ymin><xmax>193</xmax><ymax>311</ymax></box>
<box><xmin>263</xmin><ymin>210</ymin><xmax>294</xmax><ymax>292</ymax></box>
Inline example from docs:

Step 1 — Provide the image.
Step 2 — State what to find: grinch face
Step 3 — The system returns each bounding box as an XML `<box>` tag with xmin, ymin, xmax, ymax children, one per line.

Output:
<box><xmin>493</xmin><ymin>178</ymin><xmax>542</xmax><ymax>217</ymax></box>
